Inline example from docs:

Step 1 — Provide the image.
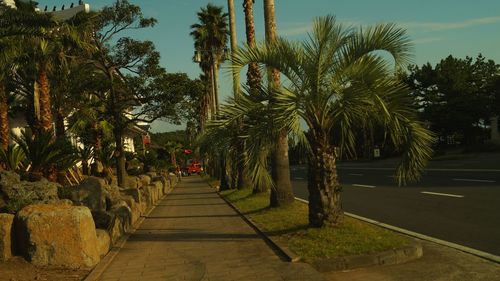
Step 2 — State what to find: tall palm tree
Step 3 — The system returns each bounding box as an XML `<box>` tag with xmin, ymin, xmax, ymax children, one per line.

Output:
<box><xmin>263</xmin><ymin>0</ymin><xmax>295</xmax><ymax>206</ymax></box>
<box><xmin>228</xmin><ymin>16</ymin><xmax>434</xmax><ymax>227</ymax></box>
<box><xmin>190</xmin><ymin>4</ymin><xmax>229</xmax><ymax>117</ymax></box>
<box><xmin>0</xmin><ymin>2</ymin><xmax>55</xmax><ymax>148</ymax></box>
<box><xmin>0</xmin><ymin>39</ymin><xmax>16</xmax><ymax>150</ymax></box>
<box><xmin>227</xmin><ymin>0</ymin><xmax>244</xmax><ymax>188</ymax></box>
<box><xmin>227</xmin><ymin>0</ymin><xmax>239</xmax><ymax>99</ymax></box>
<box><xmin>243</xmin><ymin>0</ymin><xmax>261</xmax><ymax>95</ymax></box>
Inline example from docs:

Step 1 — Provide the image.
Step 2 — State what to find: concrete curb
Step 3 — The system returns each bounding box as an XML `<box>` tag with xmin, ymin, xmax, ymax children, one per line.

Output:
<box><xmin>219</xmin><ymin>193</ymin><xmax>423</xmax><ymax>272</ymax></box>
<box><xmin>312</xmin><ymin>243</ymin><xmax>423</xmax><ymax>272</ymax></box>
<box><xmin>345</xmin><ymin>212</ymin><xmax>500</xmax><ymax>264</ymax></box>
<box><xmin>83</xmin><ymin>183</ymin><xmax>176</xmax><ymax>281</ymax></box>
<box><xmin>217</xmin><ymin>192</ymin><xmax>301</xmax><ymax>263</ymax></box>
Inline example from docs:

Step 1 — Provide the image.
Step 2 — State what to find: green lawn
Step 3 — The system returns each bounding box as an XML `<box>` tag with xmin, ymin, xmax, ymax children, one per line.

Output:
<box><xmin>221</xmin><ymin>188</ymin><xmax>410</xmax><ymax>262</ymax></box>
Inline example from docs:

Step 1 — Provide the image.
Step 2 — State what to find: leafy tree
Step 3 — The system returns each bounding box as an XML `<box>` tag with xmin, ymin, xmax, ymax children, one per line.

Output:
<box><xmin>405</xmin><ymin>54</ymin><xmax>500</xmax><ymax>146</ymax></box>
<box><xmin>223</xmin><ymin>16</ymin><xmax>434</xmax><ymax>227</ymax></box>
<box><xmin>88</xmin><ymin>0</ymin><xmax>167</xmax><ymax>187</ymax></box>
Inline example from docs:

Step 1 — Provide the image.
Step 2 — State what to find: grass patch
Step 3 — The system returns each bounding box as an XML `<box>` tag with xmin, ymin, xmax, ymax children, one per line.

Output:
<box><xmin>220</xmin><ymin>188</ymin><xmax>410</xmax><ymax>262</ymax></box>
<box><xmin>200</xmin><ymin>174</ymin><xmax>220</xmax><ymax>188</ymax></box>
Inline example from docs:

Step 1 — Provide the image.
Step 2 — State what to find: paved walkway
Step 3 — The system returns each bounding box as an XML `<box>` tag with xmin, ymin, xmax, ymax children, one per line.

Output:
<box><xmin>97</xmin><ymin>177</ymin><xmax>325</xmax><ymax>281</ymax></box>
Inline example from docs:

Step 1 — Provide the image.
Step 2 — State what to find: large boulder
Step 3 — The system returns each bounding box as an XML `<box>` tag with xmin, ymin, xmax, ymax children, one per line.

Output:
<box><xmin>71</xmin><ymin>177</ymin><xmax>110</xmax><ymax>212</ymax></box>
<box><xmin>96</xmin><ymin>229</ymin><xmax>110</xmax><ymax>258</ymax></box>
<box><xmin>0</xmin><ymin>171</ymin><xmax>59</xmax><ymax>211</ymax></box>
<box><xmin>124</xmin><ymin>176</ymin><xmax>141</xmax><ymax>189</ymax></box>
<box><xmin>0</xmin><ymin>213</ymin><xmax>14</xmax><ymax>261</ymax></box>
<box><xmin>138</xmin><ymin>175</ymin><xmax>151</xmax><ymax>187</ymax></box>
<box><xmin>120</xmin><ymin>188</ymin><xmax>142</xmax><ymax>205</ymax></box>
<box><xmin>147</xmin><ymin>184</ymin><xmax>159</xmax><ymax>205</ymax></box>
<box><xmin>140</xmin><ymin>185</ymin><xmax>154</xmax><ymax>207</ymax></box>
<box><xmin>92</xmin><ymin>200</ymin><xmax>134</xmax><ymax>245</ymax></box>
<box><xmin>15</xmin><ymin>204</ymin><xmax>100</xmax><ymax>268</ymax></box>
<box><xmin>120</xmin><ymin>195</ymin><xmax>140</xmax><ymax>226</ymax></box>
<box><xmin>152</xmin><ymin>181</ymin><xmax>164</xmax><ymax>198</ymax></box>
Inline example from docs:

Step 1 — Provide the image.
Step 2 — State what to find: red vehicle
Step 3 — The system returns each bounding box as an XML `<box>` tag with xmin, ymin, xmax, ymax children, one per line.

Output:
<box><xmin>182</xmin><ymin>160</ymin><xmax>203</xmax><ymax>176</ymax></box>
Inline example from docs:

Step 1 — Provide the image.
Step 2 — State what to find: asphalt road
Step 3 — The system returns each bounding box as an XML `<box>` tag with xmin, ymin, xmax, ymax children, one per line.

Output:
<box><xmin>290</xmin><ymin>162</ymin><xmax>500</xmax><ymax>256</ymax></box>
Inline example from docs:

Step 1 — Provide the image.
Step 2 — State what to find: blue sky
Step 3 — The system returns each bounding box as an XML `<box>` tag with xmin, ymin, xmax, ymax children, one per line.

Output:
<box><xmin>38</xmin><ymin>0</ymin><xmax>500</xmax><ymax>132</ymax></box>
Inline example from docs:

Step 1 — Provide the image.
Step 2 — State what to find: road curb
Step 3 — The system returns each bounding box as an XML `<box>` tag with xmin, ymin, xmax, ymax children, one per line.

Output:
<box><xmin>295</xmin><ymin>197</ymin><xmax>500</xmax><ymax>264</ymax></box>
<box><xmin>345</xmin><ymin>212</ymin><xmax>500</xmax><ymax>264</ymax></box>
<box><xmin>312</xmin><ymin>243</ymin><xmax>423</xmax><ymax>272</ymax></box>
<box><xmin>217</xmin><ymin>191</ymin><xmax>301</xmax><ymax>262</ymax></box>
<box><xmin>83</xmin><ymin>183</ymin><xmax>176</xmax><ymax>281</ymax></box>
<box><xmin>218</xmin><ymin>190</ymin><xmax>423</xmax><ymax>272</ymax></box>
<box><xmin>295</xmin><ymin>197</ymin><xmax>424</xmax><ymax>271</ymax></box>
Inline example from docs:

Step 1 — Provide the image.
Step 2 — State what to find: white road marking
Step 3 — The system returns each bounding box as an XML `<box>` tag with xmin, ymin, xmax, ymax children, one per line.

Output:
<box><xmin>348</xmin><ymin>173</ymin><xmax>364</xmax><ymax>176</ymax></box>
<box><xmin>352</xmin><ymin>184</ymin><xmax>376</xmax><ymax>188</ymax></box>
<box><xmin>421</xmin><ymin>191</ymin><xmax>464</xmax><ymax>198</ymax></box>
<box><xmin>294</xmin><ymin>197</ymin><xmax>500</xmax><ymax>263</ymax></box>
<box><xmin>339</xmin><ymin>167</ymin><xmax>500</xmax><ymax>172</ymax></box>
<box><xmin>453</xmin><ymin>178</ymin><xmax>496</xmax><ymax>183</ymax></box>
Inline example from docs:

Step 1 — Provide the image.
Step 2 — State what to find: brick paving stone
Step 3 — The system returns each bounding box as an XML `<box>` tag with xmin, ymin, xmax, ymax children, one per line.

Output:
<box><xmin>97</xmin><ymin>177</ymin><xmax>325</xmax><ymax>281</ymax></box>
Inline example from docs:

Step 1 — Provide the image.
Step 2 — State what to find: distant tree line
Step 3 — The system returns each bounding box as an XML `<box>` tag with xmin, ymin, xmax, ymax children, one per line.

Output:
<box><xmin>403</xmin><ymin>54</ymin><xmax>500</xmax><ymax>149</ymax></box>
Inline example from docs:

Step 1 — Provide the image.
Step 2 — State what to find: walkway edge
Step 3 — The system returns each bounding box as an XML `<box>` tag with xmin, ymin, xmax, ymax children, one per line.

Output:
<box><xmin>83</xmin><ymin>185</ymin><xmax>175</xmax><ymax>281</ymax></box>
<box><xmin>217</xmin><ymin>191</ymin><xmax>300</xmax><ymax>262</ymax></box>
<box><xmin>295</xmin><ymin>197</ymin><xmax>500</xmax><ymax>264</ymax></box>
<box><xmin>218</xmin><ymin>192</ymin><xmax>424</xmax><ymax>271</ymax></box>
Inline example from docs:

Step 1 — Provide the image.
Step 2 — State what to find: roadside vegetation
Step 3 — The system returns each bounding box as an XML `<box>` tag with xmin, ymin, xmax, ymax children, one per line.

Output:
<box><xmin>221</xmin><ymin>188</ymin><xmax>410</xmax><ymax>261</ymax></box>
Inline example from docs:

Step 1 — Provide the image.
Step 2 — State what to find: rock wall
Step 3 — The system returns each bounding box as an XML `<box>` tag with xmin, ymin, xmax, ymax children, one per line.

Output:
<box><xmin>15</xmin><ymin>203</ymin><xmax>100</xmax><ymax>268</ymax></box>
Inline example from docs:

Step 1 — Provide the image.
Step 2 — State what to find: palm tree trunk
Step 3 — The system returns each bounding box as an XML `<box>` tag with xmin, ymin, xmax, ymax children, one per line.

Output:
<box><xmin>38</xmin><ymin>64</ymin><xmax>58</xmax><ymax>182</ymax></box>
<box><xmin>208</xmin><ymin>68</ymin><xmax>215</xmax><ymax>119</ymax></box>
<box><xmin>307</xmin><ymin>130</ymin><xmax>343</xmax><ymax>227</ymax></box>
<box><xmin>55</xmin><ymin>109</ymin><xmax>65</xmax><ymax>139</ymax></box>
<box><xmin>227</xmin><ymin>0</ymin><xmax>240</xmax><ymax>100</ymax></box>
<box><xmin>213</xmin><ymin>62</ymin><xmax>220</xmax><ymax>115</ymax></box>
<box><xmin>270</xmin><ymin>130</ymin><xmax>295</xmax><ymax>205</ymax></box>
<box><xmin>219</xmin><ymin>151</ymin><xmax>230</xmax><ymax>191</ymax></box>
<box><xmin>0</xmin><ymin>83</ymin><xmax>9</xmax><ymax>151</ymax></box>
<box><xmin>26</xmin><ymin>88</ymin><xmax>41</xmax><ymax>133</ymax></box>
<box><xmin>38</xmin><ymin>64</ymin><xmax>53</xmax><ymax>132</ymax></box>
<box><xmin>264</xmin><ymin>0</ymin><xmax>294</xmax><ymax>207</ymax></box>
<box><xmin>244</xmin><ymin>0</ymin><xmax>261</xmax><ymax>94</ymax></box>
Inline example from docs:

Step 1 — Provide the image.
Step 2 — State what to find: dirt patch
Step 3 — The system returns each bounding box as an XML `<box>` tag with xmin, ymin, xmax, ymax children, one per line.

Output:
<box><xmin>0</xmin><ymin>257</ymin><xmax>89</xmax><ymax>281</ymax></box>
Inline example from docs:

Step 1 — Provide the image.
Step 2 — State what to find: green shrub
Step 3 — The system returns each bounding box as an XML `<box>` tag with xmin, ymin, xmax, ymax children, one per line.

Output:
<box><xmin>0</xmin><ymin>144</ymin><xmax>25</xmax><ymax>171</ymax></box>
<box><xmin>57</xmin><ymin>185</ymin><xmax>73</xmax><ymax>200</ymax></box>
<box><xmin>4</xmin><ymin>189</ymin><xmax>34</xmax><ymax>214</ymax></box>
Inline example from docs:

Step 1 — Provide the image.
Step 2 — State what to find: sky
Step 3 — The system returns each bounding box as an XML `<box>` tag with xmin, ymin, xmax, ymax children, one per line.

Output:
<box><xmin>37</xmin><ymin>0</ymin><xmax>500</xmax><ymax>132</ymax></box>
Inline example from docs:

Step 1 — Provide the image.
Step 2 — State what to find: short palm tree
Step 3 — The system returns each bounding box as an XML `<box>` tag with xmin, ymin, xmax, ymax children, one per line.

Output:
<box><xmin>224</xmin><ymin>16</ymin><xmax>434</xmax><ymax>227</ymax></box>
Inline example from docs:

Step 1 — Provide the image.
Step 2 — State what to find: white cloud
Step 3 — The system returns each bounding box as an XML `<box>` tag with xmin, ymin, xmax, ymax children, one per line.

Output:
<box><xmin>279</xmin><ymin>19</ymin><xmax>362</xmax><ymax>37</ymax></box>
<box><xmin>279</xmin><ymin>23</ymin><xmax>311</xmax><ymax>36</ymax></box>
<box><xmin>401</xmin><ymin>16</ymin><xmax>500</xmax><ymax>32</ymax></box>
<box><xmin>413</xmin><ymin>37</ymin><xmax>444</xmax><ymax>44</ymax></box>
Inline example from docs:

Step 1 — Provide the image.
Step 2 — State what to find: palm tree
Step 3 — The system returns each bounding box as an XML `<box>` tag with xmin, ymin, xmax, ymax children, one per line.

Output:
<box><xmin>190</xmin><ymin>4</ymin><xmax>229</xmax><ymax>117</ymax></box>
<box><xmin>263</xmin><ymin>0</ymin><xmax>294</xmax><ymax>206</ymax></box>
<box><xmin>0</xmin><ymin>40</ymin><xmax>15</xmax><ymax>150</ymax></box>
<box><xmin>243</xmin><ymin>0</ymin><xmax>261</xmax><ymax>95</ymax></box>
<box><xmin>228</xmin><ymin>16</ymin><xmax>434</xmax><ymax>227</ymax></box>
<box><xmin>0</xmin><ymin>3</ymin><xmax>55</xmax><ymax>149</ymax></box>
<box><xmin>164</xmin><ymin>141</ymin><xmax>183</xmax><ymax>168</ymax></box>
<box><xmin>227</xmin><ymin>0</ymin><xmax>239</xmax><ymax>99</ymax></box>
